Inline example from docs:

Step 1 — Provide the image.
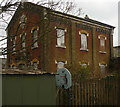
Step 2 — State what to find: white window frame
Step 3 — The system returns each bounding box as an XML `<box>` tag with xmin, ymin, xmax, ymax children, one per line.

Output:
<box><xmin>81</xmin><ymin>63</ymin><xmax>87</xmax><ymax>67</ymax></box>
<box><xmin>20</xmin><ymin>14</ymin><xmax>27</xmax><ymax>29</ymax></box>
<box><xmin>21</xmin><ymin>34</ymin><xmax>25</xmax><ymax>48</ymax></box>
<box><xmin>100</xmin><ymin>64</ymin><xmax>105</xmax><ymax>73</ymax></box>
<box><xmin>100</xmin><ymin>39</ymin><xmax>105</xmax><ymax>47</ymax></box>
<box><xmin>98</xmin><ymin>36</ymin><xmax>107</xmax><ymax>53</ymax></box>
<box><xmin>12</xmin><ymin>38</ymin><xmax>16</xmax><ymax>52</ymax></box>
<box><xmin>79</xmin><ymin>32</ymin><xmax>88</xmax><ymax>51</ymax></box>
<box><xmin>20</xmin><ymin>14</ymin><xmax>26</xmax><ymax>23</ymax></box>
<box><xmin>99</xmin><ymin>63</ymin><xmax>107</xmax><ymax>73</ymax></box>
<box><xmin>79</xmin><ymin>61</ymin><xmax>89</xmax><ymax>67</ymax></box>
<box><xmin>32</xmin><ymin>29</ymin><xmax>38</xmax><ymax>48</ymax></box>
<box><xmin>99</xmin><ymin>64</ymin><xmax>105</xmax><ymax>73</ymax></box>
<box><xmin>43</xmin><ymin>8</ymin><xmax>47</xmax><ymax>19</ymax></box>
<box><xmin>33</xmin><ymin>62</ymin><xmax>38</xmax><ymax>70</ymax></box>
<box><xmin>56</xmin><ymin>28</ymin><xmax>66</xmax><ymax>48</ymax></box>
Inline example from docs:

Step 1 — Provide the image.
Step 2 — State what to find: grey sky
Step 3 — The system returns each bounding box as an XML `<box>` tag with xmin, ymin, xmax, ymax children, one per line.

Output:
<box><xmin>0</xmin><ymin>0</ymin><xmax>119</xmax><ymax>49</ymax></box>
<box><xmin>73</xmin><ymin>0</ymin><xmax>118</xmax><ymax>46</ymax></box>
<box><xmin>30</xmin><ymin>0</ymin><xmax>119</xmax><ymax>46</ymax></box>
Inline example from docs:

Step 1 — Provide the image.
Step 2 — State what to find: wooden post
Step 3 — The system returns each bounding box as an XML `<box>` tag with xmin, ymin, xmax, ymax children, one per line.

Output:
<box><xmin>78</xmin><ymin>81</ymin><xmax>81</xmax><ymax>105</ymax></box>
<box><xmin>118</xmin><ymin>74</ymin><xmax>120</xmax><ymax>106</ymax></box>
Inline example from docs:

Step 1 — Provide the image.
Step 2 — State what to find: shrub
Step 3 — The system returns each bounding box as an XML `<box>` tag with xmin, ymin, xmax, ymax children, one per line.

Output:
<box><xmin>72</xmin><ymin>66</ymin><xmax>89</xmax><ymax>80</ymax></box>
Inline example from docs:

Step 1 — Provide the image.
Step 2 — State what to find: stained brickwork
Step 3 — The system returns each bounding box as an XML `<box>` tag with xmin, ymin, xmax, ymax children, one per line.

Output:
<box><xmin>7</xmin><ymin>2</ymin><xmax>115</xmax><ymax>75</ymax></box>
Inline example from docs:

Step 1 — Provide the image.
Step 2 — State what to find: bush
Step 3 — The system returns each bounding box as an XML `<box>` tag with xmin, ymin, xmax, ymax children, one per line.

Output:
<box><xmin>73</xmin><ymin>66</ymin><xmax>89</xmax><ymax>80</ymax></box>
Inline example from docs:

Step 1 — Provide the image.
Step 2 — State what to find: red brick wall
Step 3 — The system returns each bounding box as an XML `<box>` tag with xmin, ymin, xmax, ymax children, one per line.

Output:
<box><xmin>7</xmin><ymin>4</ymin><xmax>113</xmax><ymax>75</ymax></box>
<box><xmin>8</xmin><ymin>5</ymin><xmax>42</xmax><ymax>69</ymax></box>
<box><xmin>75</xmin><ymin>28</ymin><xmax>93</xmax><ymax>71</ymax></box>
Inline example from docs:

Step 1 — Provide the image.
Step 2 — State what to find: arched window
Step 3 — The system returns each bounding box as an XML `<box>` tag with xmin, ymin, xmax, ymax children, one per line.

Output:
<box><xmin>98</xmin><ymin>35</ymin><xmax>107</xmax><ymax>53</ymax></box>
<box><xmin>56</xmin><ymin>28</ymin><xmax>66</xmax><ymax>48</ymax></box>
<box><xmin>31</xmin><ymin>59</ymin><xmax>39</xmax><ymax>70</ymax></box>
<box><xmin>32</xmin><ymin>29</ymin><xmax>38</xmax><ymax>48</ymax></box>
<box><xmin>20</xmin><ymin>14</ymin><xmax>27</xmax><ymax>29</ymax></box>
<box><xmin>79</xmin><ymin>61</ymin><xmax>89</xmax><ymax>68</ymax></box>
<box><xmin>33</xmin><ymin>62</ymin><xmax>38</xmax><ymax>70</ymax></box>
<box><xmin>99</xmin><ymin>63</ymin><xmax>107</xmax><ymax>73</ymax></box>
<box><xmin>21</xmin><ymin>34</ymin><xmax>25</xmax><ymax>48</ymax></box>
<box><xmin>80</xmin><ymin>33</ymin><xmax>88</xmax><ymax>50</ymax></box>
<box><xmin>12</xmin><ymin>37</ymin><xmax>15</xmax><ymax>51</ymax></box>
<box><xmin>100</xmin><ymin>64</ymin><xmax>105</xmax><ymax>73</ymax></box>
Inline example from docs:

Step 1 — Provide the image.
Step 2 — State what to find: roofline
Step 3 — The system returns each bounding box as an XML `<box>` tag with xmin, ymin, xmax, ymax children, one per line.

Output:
<box><xmin>6</xmin><ymin>2</ymin><xmax>115</xmax><ymax>30</ymax></box>
<box><xmin>6</xmin><ymin>4</ymin><xmax>20</xmax><ymax>31</ymax></box>
<box><xmin>52</xmin><ymin>11</ymin><xmax>115</xmax><ymax>29</ymax></box>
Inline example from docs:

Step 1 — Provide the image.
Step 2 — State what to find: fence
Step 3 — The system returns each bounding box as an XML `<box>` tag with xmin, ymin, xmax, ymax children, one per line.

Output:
<box><xmin>56</xmin><ymin>77</ymin><xmax>118</xmax><ymax>105</ymax></box>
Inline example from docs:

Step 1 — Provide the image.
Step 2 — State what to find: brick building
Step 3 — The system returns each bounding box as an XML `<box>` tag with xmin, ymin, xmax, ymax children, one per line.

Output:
<box><xmin>6</xmin><ymin>2</ymin><xmax>115</xmax><ymax>74</ymax></box>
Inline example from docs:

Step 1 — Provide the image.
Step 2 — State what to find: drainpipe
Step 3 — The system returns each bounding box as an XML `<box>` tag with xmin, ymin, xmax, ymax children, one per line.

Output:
<box><xmin>109</xmin><ymin>28</ymin><xmax>114</xmax><ymax>59</ymax></box>
<box><xmin>92</xmin><ymin>27</ymin><xmax>94</xmax><ymax>72</ymax></box>
<box><xmin>70</xmin><ymin>21</ymin><xmax>72</xmax><ymax>67</ymax></box>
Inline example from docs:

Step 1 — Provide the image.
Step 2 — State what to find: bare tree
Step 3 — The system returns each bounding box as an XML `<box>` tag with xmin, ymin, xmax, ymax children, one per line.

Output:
<box><xmin>0</xmin><ymin>0</ymin><xmax>83</xmax><ymax>69</ymax></box>
<box><xmin>0</xmin><ymin>0</ymin><xmax>83</xmax><ymax>26</ymax></box>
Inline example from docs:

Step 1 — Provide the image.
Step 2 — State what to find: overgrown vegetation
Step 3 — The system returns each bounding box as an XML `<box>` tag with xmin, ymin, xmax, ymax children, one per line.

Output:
<box><xmin>72</xmin><ymin>66</ymin><xmax>90</xmax><ymax>80</ymax></box>
<box><xmin>109</xmin><ymin>57</ymin><xmax>120</xmax><ymax>73</ymax></box>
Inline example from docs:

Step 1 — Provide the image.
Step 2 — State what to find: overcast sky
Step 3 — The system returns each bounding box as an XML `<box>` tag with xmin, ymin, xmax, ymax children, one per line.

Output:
<box><xmin>0</xmin><ymin>0</ymin><xmax>119</xmax><ymax>49</ymax></box>
<box><xmin>30</xmin><ymin>0</ymin><xmax>119</xmax><ymax>46</ymax></box>
<box><xmin>73</xmin><ymin>0</ymin><xmax>119</xmax><ymax>46</ymax></box>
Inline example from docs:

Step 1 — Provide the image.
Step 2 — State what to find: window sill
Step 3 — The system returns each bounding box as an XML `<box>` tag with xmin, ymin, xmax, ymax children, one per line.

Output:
<box><xmin>12</xmin><ymin>52</ymin><xmax>16</xmax><ymax>55</ymax></box>
<box><xmin>99</xmin><ymin>63</ymin><xmax>107</xmax><ymax>67</ymax></box>
<box><xmin>80</xmin><ymin>48</ymin><xmax>88</xmax><ymax>51</ymax></box>
<box><xmin>31</xmin><ymin>46</ymin><xmax>38</xmax><ymax>49</ymax></box>
<box><xmin>99</xmin><ymin>51</ymin><xmax>106</xmax><ymax>54</ymax></box>
<box><xmin>56</xmin><ymin>45</ymin><xmax>66</xmax><ymax>49</ymax></box>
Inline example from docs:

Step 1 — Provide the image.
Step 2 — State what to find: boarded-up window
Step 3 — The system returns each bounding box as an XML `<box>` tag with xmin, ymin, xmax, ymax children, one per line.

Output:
<box><xmin>33</xmin><ymin>29</ymin><xmax>38</xmax><ymax>47</ymax></box>
<box><xmin>33</xmin><ymin>62</ymin><xmax>38</xmax><ymax>70</ymax></box>
<box><xmin>20</xmin><ymin>14</ymin><xmax>26</xmax><ymax>29</ymax></box>
<box><xmin>57</xmin><ymin>29</ymin><xmax>65</xmax><ymax>47</ymax></box>
<box><xmin>21</xmin><ymin>34</ymin><xmax>25</xmax><ymax>48</ymax></box>
<box><xmin>99</xmin><ymin>36</ymin><xmax>106</xmax><ymax>52</ymax></box>
<box><xmin>100</xmin><ymin>37</ymin><xmax>105</xmax><ymax>51</ymax></box>
<box><xmin>12</xmin><ymin>38</ymin><xmax>15</xmax><ymax>51</ymax></box>
<box><xmin>100</xmin><ymin>64</ymin><xmax>106</xmax><ymax>73</ymax></box>
<box><xmin>81</xmin><ymin>33</ymin><xmax>87</xmax><ymax>50</ymax></box>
